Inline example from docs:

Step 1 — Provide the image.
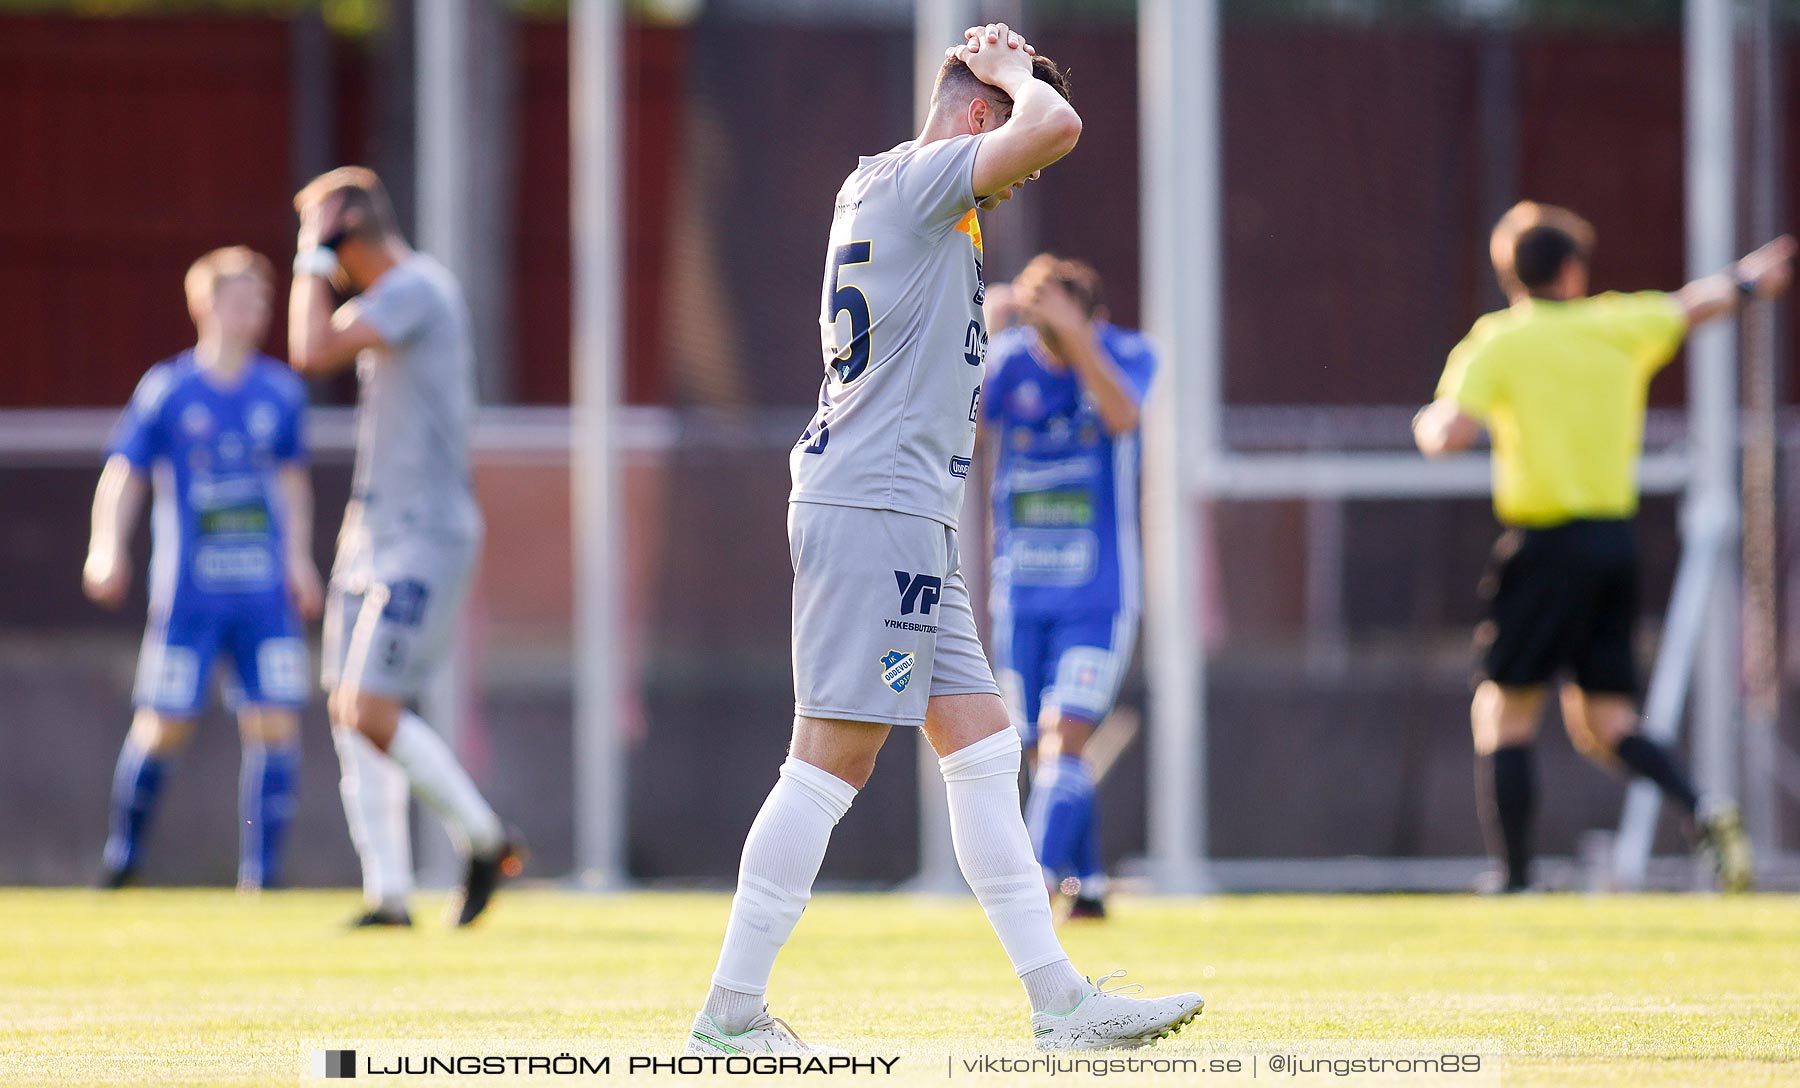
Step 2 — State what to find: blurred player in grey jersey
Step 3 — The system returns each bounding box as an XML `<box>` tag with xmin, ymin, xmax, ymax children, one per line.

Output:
<box><xmin>288</xmin><ymin>167</ymin><xmax>520</xmax><ymax>928</ymax></box>
<box><xmin>687</xmin><ymin>24</ymin><xmax>1202</xmax><ymax>1055</ymax></box>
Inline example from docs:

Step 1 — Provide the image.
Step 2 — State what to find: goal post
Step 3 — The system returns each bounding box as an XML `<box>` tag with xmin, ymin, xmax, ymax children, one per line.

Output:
<box><xmin>1676</xmin><ymin>0</ymin><xmax>1742</xmax><ymax>829</ymax></box>
<box><xmin>906</xmin><ymin>0</ymin><xmax>982</xmax><ymax>896</ymax></box>
<box><xmin>569</xmin><ymin>0</ymin><xmax>630</xmax><ymax>889</ymax></box>
<box><xmin>1138</xmin><ymin>0</ymin><xmax>1220</xmax><ymax>894</ymax></box>
<box><xmin>1134</xmin><ymin>0</ymin><xmax>1760</xmax><ymax>893</ymax></box>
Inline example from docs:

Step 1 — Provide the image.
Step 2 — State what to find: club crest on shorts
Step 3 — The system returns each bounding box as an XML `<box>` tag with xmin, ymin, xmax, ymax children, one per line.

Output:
<box><xmin>880</xmin><ymin>649</ymin><xmax>915</xmax><ymax>694</ymax></box>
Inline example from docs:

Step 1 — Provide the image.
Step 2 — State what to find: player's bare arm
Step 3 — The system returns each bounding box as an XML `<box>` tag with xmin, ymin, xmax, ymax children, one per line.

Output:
<box><xmin>1672</xmin><ymin>233</ymin><xmax>1796</xmax><ymax>326</ymax></box>
<box><xmin>1418</xmin><ymin>233</ymin><xmax>1794</xmax><ymax>459</ymax></box>
<box><xmin>277</xmin><ymin>463</ymin><xmax>323</xmax><ymax>621</ymax></box>
<box><xmin>289</xmin><ymin>278</ymin><xmax>384</xmax><ymax>376</ymax></box>
<box><xmin>288</xmin><ymin>195</ymin><xmax>387</xmax><ymax>375</ymax></box>
<box><xmin>959</xmin><ymin>24</ymin><xmax>1082</xmax><ymax>199</ymax></box>
<box><xmin>1019</xmin><ymin>269</ymin><xmax>1140</xmax><ymax>435</ymax></box>
<box><xmin>1412</xmin><ymin>398</ymin><xmax>1484</xmax><ymax>459</ymax></box>
<box><xmin>82</xmin><ymin>455</ymin><xmax>148</xmax><ymax>610</ymax></box>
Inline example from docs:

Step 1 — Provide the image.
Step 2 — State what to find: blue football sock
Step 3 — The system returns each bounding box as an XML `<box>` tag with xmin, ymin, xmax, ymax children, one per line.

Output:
<box><xmin>239</xmin><ymin>740</ymin><xmax>300</xmax><ymax>889</ymax></box>
<box><xmin>1028</xmin><ymin>755</ymin><xmax>1089</xmax><ymax>886</ymax></box>
<box><xmin>1052</xmin><ymin>755</ymin><xmax>1103</xmax><ymax>893</ymax></box>
<box><xmin>1024</xmin><ymin>765</ymin><xmax>1057</xmax><ymax>883</ymax></box>
<box><xmin>1074</xmin><ymin>770</ymin><xmax>1108</xmax><ymax>899</ymax></box>
<box><xmin>103</xmin><ymin>736</ymin><xmax>165</xmax><ymax>875</ymax></box>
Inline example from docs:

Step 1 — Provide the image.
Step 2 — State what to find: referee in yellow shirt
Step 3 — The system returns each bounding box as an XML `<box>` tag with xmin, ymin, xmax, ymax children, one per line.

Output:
<box><xmin>1414</xmin><ymin>201</ymin><xmax>1794</xmax><ymax>893</ymax></box>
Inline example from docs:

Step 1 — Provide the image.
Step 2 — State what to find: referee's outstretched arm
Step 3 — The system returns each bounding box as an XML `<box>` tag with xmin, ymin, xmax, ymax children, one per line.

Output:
<box><xmin>1673</xmin><ymin>233</ymin><xmax>1796</xmax><ymax>325</ymax></box>
<box><xmin>1413</xmin><ymin>232</ymin><xmax>1797</xmax><ymax>459</ymax></box>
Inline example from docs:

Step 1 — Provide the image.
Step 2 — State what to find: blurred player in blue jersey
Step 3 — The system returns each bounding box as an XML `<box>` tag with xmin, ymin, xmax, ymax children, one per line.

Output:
<box><xmin>83</xmin><ymin>246</ymin><xmax>322</xmax><ymax>891</ymax></box>
<box><xmin>985</xmin><ymin>255</ymin><xmax>1153</xmax><ymax>920</ymax></box>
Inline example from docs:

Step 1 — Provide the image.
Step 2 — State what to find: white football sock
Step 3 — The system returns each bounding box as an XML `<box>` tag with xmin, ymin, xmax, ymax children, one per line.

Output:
<box><xmin>333</xmin><ymin>725</ymin><xmax>414</xmax><ymax>912</ymax></box>
<box><xmin>1021</xmin><ymin>961</ymin><xmax>1092</xmax><ymax>1015</ymax></box>
<box><xmin>706</xmin><ymin>756</ymin><xmax>858</xmax><ymax>1029</ymax></box>
<box><xmin>700</xmin><ymin>987</ymin><xmax>765</xmax><ymax>1037</ymax></box>
<box><xmin>940</xmin><ymin>728</ymin><xmax>1088</xmax><ymax>1012</ymax></box>
<box><xmin>386</xmin><ymin>712</ymin><xmax>504</xmax><ymax>856</ymax></box>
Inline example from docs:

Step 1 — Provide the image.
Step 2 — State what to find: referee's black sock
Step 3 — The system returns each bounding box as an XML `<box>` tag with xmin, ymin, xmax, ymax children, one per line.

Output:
<box><xmin>1481</xmin><ymin>745</ymin><xmax>1535</xmax><ymax>891</ymax></box>
<box><xmin>1613</xmin><ymin>734</ymin><xmax>1700</xmax><ymax>816</ymax></box>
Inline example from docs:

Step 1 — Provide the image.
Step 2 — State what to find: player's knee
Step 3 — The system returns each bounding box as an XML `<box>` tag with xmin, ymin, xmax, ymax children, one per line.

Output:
<box><xmin>1569</xmin><ymin>692</ymin><xmax>1637</xmax><ymax>752</ymax></box>
<box><xmin>796</xmin><ymin>747</ymin><xmax>880</xmax><ymax>791</ymax></box>
<box><xmin>789</xmin><ymin>716</ymin><xmax>888</xmax><ymax>790</ymax></box>
<box><xmin>817</xmin><ymin>743</ymin><xmax>882</xmax><ymax>791</ymax></box>
<box><xmin>923</xmin><ymin>692</ymin><xmax>1015</xmax><ymax>759</ymax></box>
<box><xmin>1471</xmin><ymin>682</ymin><xmax>1540</xmax><ymax>754</ymax></box>
<box><xmin>1041</xmin><ymin>712</ymin><xmax>1094</xmax><ymax>759</ymax></box>
<box><xmin>353</xmin><ymin>695</ymin><xmax>401</xmax><ymax>747</ymax></box>
<box><xmin>326</xmin><ymin>687</ymin><xmax>367</xmax><ymax>729</ymax></box>
<box><xmin>836</xmin><ymin>750</ymin><xmax>881</xmax><ymax>791</ymax></box>
<box><xmin>327</xmin><ymin>687</ymin><xmax>352</xmax><ymax>728</ymax></box>
<box><xmin>238</xmin><ymin>707</ymin><xmax>300</xmax><ymax>745</ymax></box>
<box><xmin>131</xmin><ymin>710</ymin><xmax>194</xmax><ymax>755</ymax></box>
<box><xmin>329</xmin><ymin>689</ymin><xmax>400</xmax><ymax>747</ymax></box>
<box><xmin>1564</xmin><ymin>719</ymin><xmax>1612</xmax><ymax>763</ymax></box>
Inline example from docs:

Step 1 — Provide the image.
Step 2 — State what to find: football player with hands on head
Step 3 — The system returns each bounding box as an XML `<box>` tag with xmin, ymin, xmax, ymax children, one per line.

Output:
<box><xmin>289</xmin><ymin>167</ymin><xmax>520</xmax><ymax>928</ymax></box>
<box><xmin>686</xmin><ymin>23</ymin><xmax>1203</xmax><ymax>1056</ymax></box>
<box><xmin>986</xmin><ymin>255</ymin><xmax>1155</xmax><ymax>922</ymax></box>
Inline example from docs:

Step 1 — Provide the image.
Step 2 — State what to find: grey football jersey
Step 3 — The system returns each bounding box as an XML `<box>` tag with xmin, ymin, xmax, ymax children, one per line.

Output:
<box><xmin>346</xmin><ymin>254</ymin><xmax>483</xmax><ymax>543</ymax></box>
<box><xmin>788</xmin><ymin>133</ymin><xmax>989</xmax><ymax>529</ymax></box>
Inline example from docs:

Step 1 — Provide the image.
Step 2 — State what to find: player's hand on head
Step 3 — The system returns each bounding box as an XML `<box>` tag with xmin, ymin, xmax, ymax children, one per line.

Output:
<box><xmin>961</xmin><ymin>23</ymin><xmax>1034</xmax><ymax>55</ymax></box>
<box><xmin>82</xmin><ymin>551</ymin><xmax>129</xmax><ymax>610</ymax></box>
<box><xmin>297</xmin><ymin>192</ymin><xmax>343</xmax><ymax>252</ymax></box>
<box><xmin>1031</xmin><ymin>278</ymin><xmax>1087</xmax><ymax>335</ymax></box>
<box><xmin>297</xmin><ymin>204</ymin><xmax>321</xmax><ymax>250</ymax></box>
<box><xmin>1011</xmin><ymin>255</ymin><xmax>1052</xmax><ymax>302</ymax></box>
<box><xmin>959</xmin><ymin>22</ymin><xmax>1034</xmax><ymax>89</ymax></box>
<box><xmin>1011</xmin><ymin>259</ymin><xmax>1081</xmax><ymax>336</ymax></box>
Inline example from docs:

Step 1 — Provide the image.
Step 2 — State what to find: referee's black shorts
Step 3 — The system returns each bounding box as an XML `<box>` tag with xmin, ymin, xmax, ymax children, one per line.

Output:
<box><xmin>1475</xmin><ymin>518</ymin><xmax>1639</xmax><ymax>696</ymax></box>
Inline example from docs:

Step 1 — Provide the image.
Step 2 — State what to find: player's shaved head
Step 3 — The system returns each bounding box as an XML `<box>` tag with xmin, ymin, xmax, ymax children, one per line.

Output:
<box><xmin>294</xmin><ymin>165</ymin><xmax>402</xmax><ymax>242</ymax></box>
<box><xmin>184</xmin><ymin>246</ymin><xmax>272</xmax><ymax>322</ymax></box>
<box><xmin>1490</xmin><ymin>201</ymin><xmax>1595</xmax><ymax>299</ymax></box>
<box><xmin>931</xmin><ymin>52</ymin><xmax>1072</xmax><ymax>123</ymax></box>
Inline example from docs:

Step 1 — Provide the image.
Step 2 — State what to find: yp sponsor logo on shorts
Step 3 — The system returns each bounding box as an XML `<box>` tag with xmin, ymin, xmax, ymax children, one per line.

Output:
<box><xmin>893</xmin><ymin>571</ymin><xmax>941</xmax><ymax>616</ymax></box>
<box><xmin>880</xmin><ymin>650</ymin><xmax>915</xmax><ymax>694</ymax></box>
<box><xmin>884</xmin><ymin>574</ymin><xmax>938</xmax><ymax>690</ymax></box>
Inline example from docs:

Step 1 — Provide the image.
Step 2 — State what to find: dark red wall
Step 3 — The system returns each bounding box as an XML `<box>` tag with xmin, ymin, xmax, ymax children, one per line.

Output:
<box><xmin>0</xmin><ymin>17</ymin><xmax>296</xmax><ymax>406</ymax></box>
<box><xmin>1</xmin><ymin>14</ymin><xmax>1794</xmax><ymax>410</ymax></box>
<box><xmin>512</xmin><ymin>23</ymin><xmax>686</xmax><ymax>404</ymax></box>
<box><xmin>0</xmin><ymin>14</ymin><xmax>683</xmax><ymax>408</ymax></box>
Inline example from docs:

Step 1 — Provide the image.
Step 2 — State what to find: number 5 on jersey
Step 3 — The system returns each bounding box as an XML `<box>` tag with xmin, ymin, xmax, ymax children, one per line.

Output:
<box><xmin>828</xmin><ymin>241</ymin><xmax>873</xmax><ymax>383</ymax></box>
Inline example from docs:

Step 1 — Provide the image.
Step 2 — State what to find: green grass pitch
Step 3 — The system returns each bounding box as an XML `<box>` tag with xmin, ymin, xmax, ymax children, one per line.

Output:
<box><xmin>1</xmin><ymin>889</ymin><xmax>1796</xmax><ymax>1086</ymax></box>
